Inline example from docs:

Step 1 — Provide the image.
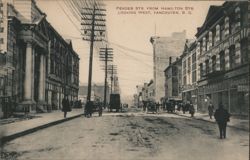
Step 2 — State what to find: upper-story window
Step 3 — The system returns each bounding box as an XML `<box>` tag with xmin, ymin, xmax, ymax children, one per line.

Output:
<box><xmin>199</xmin><ymin>63</ymin><xmax>203</xmax><ymax>78</ymax></box>
<box><xmin>188</xmin><ymin>57</ymin><xmax>191</xmax><ymax>73</ymax></box>
<box><xmin>212</xmin><ymin>55</ymin><xmax>216</xmax><ymax>72</ymax></box>
<box><xmin>200</xmin><ymin>40</ymin><xmax>203</xmax><ymax>55</ymax></box>
<box><xmin>220</xmin><ymin>22</ymin><xmax>225</xmax><ymax>41</ymax></box>
<box><xmin>212</xmin><ymin>28</ymin><xmax>216</xmax><ymax>46</ymax></box>
<box><xmin>229</xmin><ymin>45</ymin><xmax>235</xmax><ymax>69</ymax></box>
<box><xmin>192</xmin><ymin>70</ymin><xmax>196</xmax><ymax>83</ymax></box>
<box><xmin>241</xmin><ymin>39</ymin><xmax>248</xmax><ymax>64</ymax></box>
<box><xmin>205</xmin><ymin>60</ymin><xmax>209</xmax><ymax>74</ymax></box>
<box><xmin>219</xmin><ymin>51</ymin><xmax>225</xmax><ymax>71</ymax></box>
<box><xmin>241</xmin><ymin>6</ymin><xmax>247</xmax><ymax>27</ymax></box>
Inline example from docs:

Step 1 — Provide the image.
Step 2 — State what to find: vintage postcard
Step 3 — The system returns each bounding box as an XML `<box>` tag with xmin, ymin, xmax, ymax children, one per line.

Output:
<box><xmin>0</xmin><ymin>0</ymin><xmax>249</xmax><ymax>159</ymax></box>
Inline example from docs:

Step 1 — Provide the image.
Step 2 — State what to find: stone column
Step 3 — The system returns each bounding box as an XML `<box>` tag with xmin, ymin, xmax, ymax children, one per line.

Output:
<box><xmin>38</xmin><ymin>54</ymin><xmax>46</xmax><ymax>102</ymax></box>
<box><xmin>24</xmin><ymin>42</ymin><xmax>34</xmax><ymax>102</ymax></box>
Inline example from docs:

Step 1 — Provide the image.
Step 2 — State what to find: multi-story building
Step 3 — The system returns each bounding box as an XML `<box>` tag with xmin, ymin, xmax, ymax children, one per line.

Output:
<box><xmin>196</xmin><ymin>1</ymin><xmax>249</xmax><ymax>115</ymax></box>
<box><xmin>0</xmin><ymin>0</ymin><xmax>80</xmax><ymax>117</ymax></box>
<box><xmin>181</xmin><ymin>40</ymin><xmax>198</xmax><ymax>107</ymax></box>
<box><xmin>147</xmin><ymin>80</ymin><xmax>154</xmax><ymax>101</ymax></box>
<box><xmin>164</xmin><ymin>56</ymin><xmax>182</xmax><ymax>101</ymax></box>
<box><xmin>150</xmin><ymin>31</ymin><xmax>186</xmax><ymax>102</ymax></box>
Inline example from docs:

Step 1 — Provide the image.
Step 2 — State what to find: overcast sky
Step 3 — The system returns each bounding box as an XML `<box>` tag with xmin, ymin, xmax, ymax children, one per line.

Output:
<box><xmin>36</xmin><ymin>0</ymin><xmax>224</xmax><ymax>98</ymax></box>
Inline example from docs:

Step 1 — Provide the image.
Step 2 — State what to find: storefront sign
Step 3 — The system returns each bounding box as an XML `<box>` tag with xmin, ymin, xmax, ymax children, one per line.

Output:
<box><xmin>237</xmin><ymin>85</ymin><xmax>249</xmax><ymax>92</ymax></box>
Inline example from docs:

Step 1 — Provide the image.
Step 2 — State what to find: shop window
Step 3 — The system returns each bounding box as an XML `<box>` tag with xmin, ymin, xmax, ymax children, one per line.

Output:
<box><xmin>229</xmin><ymin>45</ymin><xmax>235</xmax><ymax>69</ymax></box>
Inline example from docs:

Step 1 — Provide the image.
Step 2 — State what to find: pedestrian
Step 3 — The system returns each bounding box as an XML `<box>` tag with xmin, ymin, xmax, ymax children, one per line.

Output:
<box><xmin>189</xmin><ymin>102</ymin><xmax>195</xmax><ymax>117</ymax></box>
<box><xmin>208</xmin><ymin>102</ymin><xmax>214</xmax><ymax>119</ymax></box>
<box><xmin>62</xmin><ymin>96</ymin><xmax>71</xmax><ymax>118</ymax></box>
<box><xmin>214</xmin><ymin>103</ymin><xmax>230</xmax><ymax>139</ymax></box>
<box><xmin>156</xmin><ymin>102</ymin><xmax>160</xmax><ymax>113</ymax></box>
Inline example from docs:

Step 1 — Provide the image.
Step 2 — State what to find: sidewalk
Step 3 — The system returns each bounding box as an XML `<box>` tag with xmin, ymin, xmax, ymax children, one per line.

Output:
<box><xmin>0</xmin><ymin>109</ymin><xmax>83</xmax><ymax>145</ymax></box>
<box><xmin>175</xmin><ymin>111</ymin><xmax>249</xmax><ymax>131</ymax></box>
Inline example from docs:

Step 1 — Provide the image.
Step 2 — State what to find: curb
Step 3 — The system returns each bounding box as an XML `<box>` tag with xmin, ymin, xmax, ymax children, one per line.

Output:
<box><xmin>0</xmin><ymin>114</ymin><xmax>83</xmax><ymax>146</ymax></box>
<box><xmin>175</xmin><ymin>113</ymin><xmax>249</xmax><ymax>132</ymax></box>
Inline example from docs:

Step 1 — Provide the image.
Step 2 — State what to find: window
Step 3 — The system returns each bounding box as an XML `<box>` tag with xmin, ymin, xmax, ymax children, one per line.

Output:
<box><xmin>192</xmin><ymin>71</ymin><xmax>196</xmax><ymax>83</ymax></box>
<box><xmin>205</xmin><ymin>60</ymin><xmax>209</xmax><ymax>74</ymax></box>
<box><xmin>200</xmin><ymin>40</ymin><xmax>203</xmax><ymax>55</ymax></box>
<box><xmin>183</xmin><ymin>76</ymin><xmax>187</xmax><ymax>85</ymax></box>
<box><xmin>220</xmin><ymin>23</ymin><xmax>224</xmax><ymax>41</ymax></box>
<box><xmin>188</xmin><ymin>57</ymin><xmax>191</xmax><ymax>73</ymax></box>
<box><xmin>199</xmin><ymin>63</ymin><xmax>203</xmax><ymax>78</ymax></box>
<box><xmin>229</xmin><ymin>45</ymin><xmax>235</xmax><ymax>69</ymax></box>
<box><xmin>241</xmin><ymin>39</ymin><xmax>248</xmax><ymax>64</ymax></box>
<box><xmin>212</xmin><ymin>29</ymin><xmax>216</xmax><ymax>46</ymax></box>
<box><xmin>241</xmin><ymin>6</ymin><xmax>248</xmax><ymax>27</ymax></box>
<box><xmin>212</xmin><ymin>55</ymin><xmax>216</xmax><ymax>72</ymax></box>
<box><xmin>219</xmin><ymin>51</ymin><xmax>225</xmax><ymax>71</ymax></box>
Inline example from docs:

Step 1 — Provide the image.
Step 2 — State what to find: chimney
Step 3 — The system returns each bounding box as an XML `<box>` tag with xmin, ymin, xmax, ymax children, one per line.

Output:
<box><xmin>169</xmin><ymin>57</ymin><xmax>172</xmax><ymax>65</ymax></box>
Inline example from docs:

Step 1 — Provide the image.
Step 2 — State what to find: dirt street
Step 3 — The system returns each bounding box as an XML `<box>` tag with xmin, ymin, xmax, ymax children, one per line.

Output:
<box><xmin>1</xmin><ymin>111</ymin><xmax>249</xmax><ymax>160</ymax></box>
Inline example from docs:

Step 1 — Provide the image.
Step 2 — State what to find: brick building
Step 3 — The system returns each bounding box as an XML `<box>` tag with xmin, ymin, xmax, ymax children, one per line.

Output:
<box><xmin>0</xmin><ymin>0</ymin><xmax>79</xmax><ymax>117</ymax></box>
<box><xmin>196</xmin><ymin>1</ymin><xmax>249</xmax><ymax>115</ymax></box>
<box><xmin>181</xmin><ymin>40</ymin><xmax>198</xmax><ymax>106</ymax></box>
<box><xmin>164</xmin><ymin>56</ymin><xmax>182</xmax><ymax>101</ymax></box>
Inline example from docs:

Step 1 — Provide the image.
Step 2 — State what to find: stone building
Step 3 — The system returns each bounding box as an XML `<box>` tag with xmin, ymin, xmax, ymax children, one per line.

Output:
<box><xmin>196</xmin><ymin>1</ymin><xmax>249</xmax><ymax>115</ymax></box>
<box><xmin>164</xmin><ymin>56</ymin><xmax>182</xmax><ymax>101</ymax></box>
<box><xmin>181</xmin><ymin>40</ymin><xmax>198</xmax><ymax>106</ymax></box>
<box><xmin>150</xmin><ymin>31</ymin><xmax>186</xmax><ymax>102</ymax></box>
<box><xmin>0</xmin><ymin>0</ymin><xmax>79</xmax><ymax>116</ymax></box>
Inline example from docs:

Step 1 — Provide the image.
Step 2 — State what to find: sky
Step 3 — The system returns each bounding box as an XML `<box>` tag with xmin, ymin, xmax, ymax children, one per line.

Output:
<box><xmin>36</xmin><ymin>0</ymin><xmax>224</xmax><ymax>99</ymax></box>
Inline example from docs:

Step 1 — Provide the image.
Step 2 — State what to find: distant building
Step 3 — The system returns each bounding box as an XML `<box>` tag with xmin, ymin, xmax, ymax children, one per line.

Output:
<box><xmin>0</xmin><ymin>0</ymin><xmax>80</xmax><ymax>117</ymax></box>
<box><xmin>150</xmin><ymin>31</ymin><xmax>186</xmax><ymax>102</ymax></box>
<box><xmin>164</xmin><ymin>56</ymin><xmax>182</xmax><ymax>101</ymax></box>
<box><xmin>196</xmin><ymin>1</ymin><xmax>249</xmax><ymax>115</ymax></box>
<box><xmin>78</xmin><ymin>83</ymin><xmax>110</xmax><ymax>104</ymax></box>
<box><xmin>147</xmin><ymin>80</ymin><xmax>154</xmax><ymax>101</ymax></box>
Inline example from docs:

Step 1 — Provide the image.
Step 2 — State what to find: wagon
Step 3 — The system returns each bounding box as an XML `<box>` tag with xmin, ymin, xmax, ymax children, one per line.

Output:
<box><xmin>146</xmin><ymin>101</ymin><xmax>157</xmax><ymax>113</ymax></box>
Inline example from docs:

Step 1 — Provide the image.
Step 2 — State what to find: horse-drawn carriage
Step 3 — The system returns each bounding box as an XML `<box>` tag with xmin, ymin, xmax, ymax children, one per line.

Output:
<box><xmin>84</xmin><ymin>100</ymin><xmax>102</xmax><ymax>117</ymax></box>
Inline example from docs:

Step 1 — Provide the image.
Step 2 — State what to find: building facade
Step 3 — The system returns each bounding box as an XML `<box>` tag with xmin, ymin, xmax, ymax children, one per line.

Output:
<box><xmin>196</xmin><ymin>1</ymin><xmax>249</xmax><ymax>115</ymax></box>
<box><xmin>150</xmin><ymin>31</ymin><xmax>186</xmax><ymax>102</ymax></box>
<box><xmin>0</xmin><ymin>0</ymin><xmax>79</xmax><ymax>117</ymax></box>
<box><xmin>181</xmin><ymin>40</ymin><xmax>198</xmax><ymax>107</ymax></box>
<box><xmin>164</xmin><ymin>56</ymin><xmax>182</xmax><ymax>101</ymax></box>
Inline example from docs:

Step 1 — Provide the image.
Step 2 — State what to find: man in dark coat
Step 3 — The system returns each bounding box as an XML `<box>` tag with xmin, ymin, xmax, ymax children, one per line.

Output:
<box><xmin>189</xmin><ymin>102</ymin><xmax>195</xmax><ymax>117</ymax></box>
<box><xmin>208</xmin><ymin>102</ymin><xmax>214</xmax><ymax>119</ymax></box>
<box><xmin>62</xmin><ymin>96</ymin><xmax>70</xmax><ymax>118</ymax></box>
<box><xmin>214</xmin><ymin>103</ymin><xmax>230</xmax><ymax>139</ymax></box>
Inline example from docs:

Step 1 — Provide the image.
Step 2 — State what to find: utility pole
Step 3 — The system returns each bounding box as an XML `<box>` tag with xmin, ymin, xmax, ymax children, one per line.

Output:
<box><xmin>81</xmin><ymin>5</ymin><xmax>106</xmax><ymax>102</ymax></box>
<box><xmin>109</xmin><ymin>65</ymin><xmax>117</xmax><ymax>94</ymax></box>
<box><xmin>99</xmin><ymin>46</ymin><xmax>113</xmax><ymax>108</ymax></box>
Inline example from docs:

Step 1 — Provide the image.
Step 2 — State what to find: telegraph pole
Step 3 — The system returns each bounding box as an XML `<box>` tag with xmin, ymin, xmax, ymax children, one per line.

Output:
<box><xmin>81</xmin><ymin>5</ymin><xmax>106</xmax><ymax>102</ymax></box>
<box><xmin>99</xmin><ymin>46</ymin><xmax>113</xmax><ymax>108</ymax></box>
<box><xmin>109</xmin><ymin>65</ymin><xmax>117</xmax><ymax>94</ymax></box>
